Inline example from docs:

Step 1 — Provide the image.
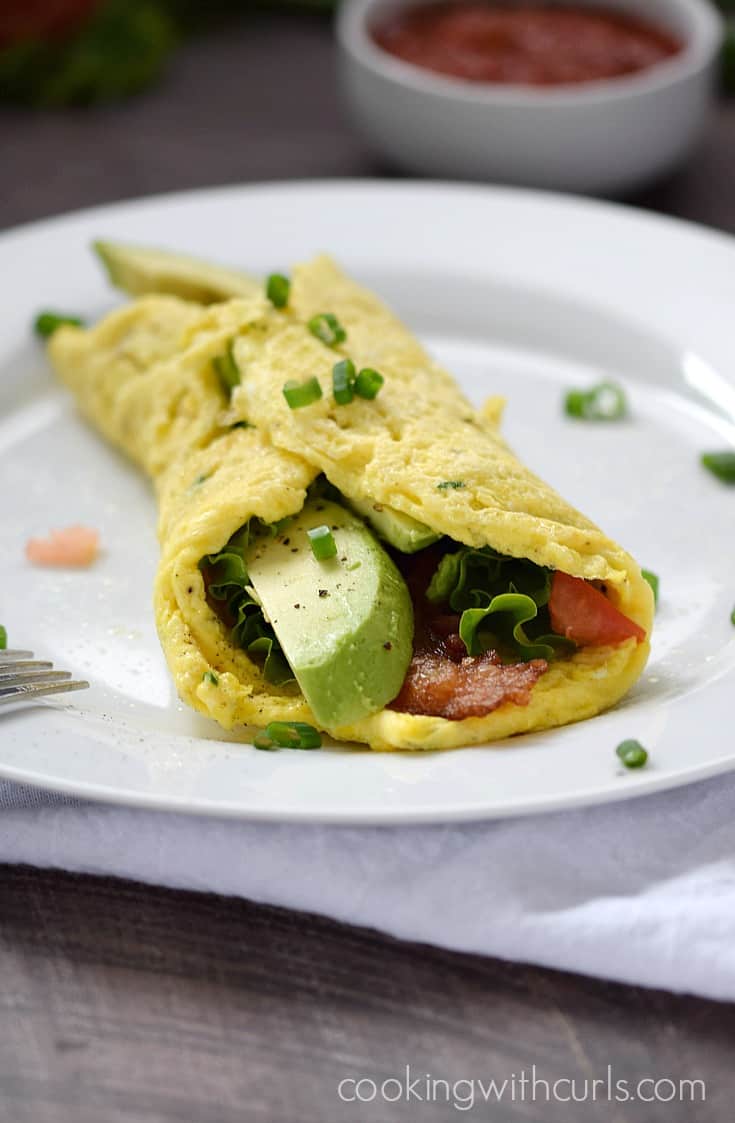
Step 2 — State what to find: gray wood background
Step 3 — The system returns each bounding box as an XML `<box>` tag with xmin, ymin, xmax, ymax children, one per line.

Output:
<box><xmin>1</xmin><ymin>13</ymin><xmax>734</xmax><ymax>1122</ymax></box>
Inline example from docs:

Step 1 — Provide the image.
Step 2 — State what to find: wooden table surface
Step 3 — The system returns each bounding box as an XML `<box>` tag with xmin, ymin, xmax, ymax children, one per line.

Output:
<box><xmin>1</xmin><ymin>14</ymin><xmax>734</xmax><ymax>1122</ymax></box>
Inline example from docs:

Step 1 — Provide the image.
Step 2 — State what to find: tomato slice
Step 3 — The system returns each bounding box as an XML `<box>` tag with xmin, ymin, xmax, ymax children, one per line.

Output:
<box><xmin>549</xmin><ymin>572</ymin><xmax>646</xmax><ymax>647</ymax></box>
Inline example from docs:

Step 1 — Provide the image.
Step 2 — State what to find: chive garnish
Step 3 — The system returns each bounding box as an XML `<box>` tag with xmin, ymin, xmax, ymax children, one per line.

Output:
<box><xmin>283</xmin><ymin>376</ymin><xmax>322</xmax><ymax>409</ymax></box>
<box><xmin>333</xmin><ymin>358</ymin><xmax>355</xmax><ymax>404</ymax></box>
<box><xmin>616</xmin><ymin>739</ymin><xmax>648</xmax><ymax>769</ymax></box>
<box><xmin>308</xmin><ymin>524</ymin><xmax>337</xmax><ymax>561</ymax></box>
<box><xmin>701</xmin><ymin>451</ymin><xmax>735</xmax><ymax>484</ymax></box>
<box><xmin>0</xmin><ymin>625</ymin><xmax>6</xmax><ymax>650</ymax></box>
<box><xmin>253</xmin><ymin>730</ymin><xmax>278</xmax><ymax>751</ymax></box>
<box><xmin>354</xmin><ymin>367</ymin><xmax>384</xmax><ymax>400</ymax></box>
<box><xmin>213</xmin><ymin>340</ymin><xmax>240</xmax><ymax>394</ymax></box>
<box><xmin>202</xmin><ymin>670</ymin><xmax>219</xmax><ymax>686</ymax></box>
<box><xmin>731</xmin><ymin>605</ymin><xmax>735</xmax><ymax>627</ymax></box>
<box><xmin>308</xmin><ymin>312</ymin><xmax>347</xmax><ymax>347</ymax></box>
<box><xmin>437</xmin><ymin>480</ymin><xmax>465</xmax><ymax>490</ymax></box>
<box><xmin>641</xmin><ymin>569</ymin><xmax>659</xmax><ymax>607</ymax></box>
<box><xmin>34</xmin><ymin>311</ymin><xmax>84</xmax><ymax>338</ymax></box>
<box><xmin>564</xmin><ymin>382</ymin><xmax>627</xmax><ymax>421</ymax></box>
<box><xmin>266</xmin><ymin>273</ymin><xmax>290</xmax><ymax>308</ymax></box>
<box><xmin>262</xmin><ymin>722</ymin><xmax>322</xmax><ymax>750</ymax></box>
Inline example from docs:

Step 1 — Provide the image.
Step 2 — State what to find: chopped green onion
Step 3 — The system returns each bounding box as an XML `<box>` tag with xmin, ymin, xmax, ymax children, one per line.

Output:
<box><xmin>354</xmin><ymin>367</ymin><xmax>384</xmax><ymax>400</ymax></box>
<box><xmin>332</xmin><ymin>358</ymin><xmax>355</xmax><ymax>404</ymax></box>
<box><xmin>34</xmin><ymin>311</ymin><xmax>84</xmax><ymax>338</ymax></box>
<box><xmin>253</xmin><ymin>730</ymin><xmax>277</xmax><ymax>751</ymax></box>
<box><xmin>308</xmin><ymin>312</ymin><xmax>347</xmax><ymax>347</ymax></box>
<box><xmin>283</xmin><ymin>376</ymin><xmax>322</xmax><ymax>409</ymax></box>
<box><xmin>0</xmin><ymin>625</ymin><xmax>6</xmax><ymax>650</ymax></box>
<box><xmin>308</xmin><ymin>524</ymin><xmax>337</xmax><ymax>561</ymax></box>
<box><xmin>701</xmin><ymin>451</ymin><xmax>735</xmax><ymax>484</ymax></box>
<box><xmin>564</xmin><ymin>382</ymin><xmax>627</xmax><ymax>421</ymax></box>
<box><xmin>731</xmin><ymin>605</ymin><xmax>735</xmax><ymax>627</ymax></box>
<box><xmin>616</xmin><ymin>739</ymin><xmax>648</xmax><ymax>769</ymax></box>
<box><xmin>202</xmin><ymin>670</ymin><xmax>219</xmax><ymax>686</ymax></box>
<box><xmin>437</xmin><ymin>480</ymin><xmax>465</xmax><ymax>491</ymax></box>
<box><xmin>266</xmin><ymin>273</ymin><xmax>290</xmax><ymax>308</ymax></box>
<box><xmin>641</xmin><ymin>569</ymin><xmax>659</xmax><ymax>607</ymax></box>
<box><xmin>266</xmin><ymin>721</ymin><xmax>322</xmax><ymax>749</ymax></box>
<box><xmin>213</xmin><ymin>340</ymin><xmax>240</xmax><ymax>394</ymax></box>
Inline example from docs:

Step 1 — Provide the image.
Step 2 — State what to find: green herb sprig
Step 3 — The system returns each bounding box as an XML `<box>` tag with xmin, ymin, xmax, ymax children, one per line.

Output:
<box><xmin>308</xmin><ymin>313</ymin><xmax>346</xmax><ymax>347</ymax></box>
<box><xmin>34</xmin><ymin>311</ymin><xmax>84</xmax><ymax>338</ymax></box>
<box><xmin>283</xmin><ymin>376</ymin><xmax>322</xmax><ymax>409</ymax></box>
<box><xmin>701</xmin><ymin>451</ymin><xmax>735</xmax><ymax>484</ymax></box>
<box><xmin>641</xmin><ymin>569</ymin><xmax>659</xmax><ymax>607</ymax></box>
<box><xmin>254</xmin><ymin>722</ymin><xmax>322</xmax><ymax>751</ymax></box>
<box><xmin>616</xmin><ymin>739</ymin><xmax>648</xmax><ymax>769</ymax></box>
<box><xmin>212</xmin><ymin>339</ymin><xmax>240</xmax><ymax>395</ymax></box>
<box><xmin>564</xmin><ymin>382</ymin><xmax>627</xmax><ymax>422</ymax></box>
<box><xmin>307</xmin><ymin>525</ymin><xmax>337</xmax><ymax>561</ymax></box>
<box><xmin>266</xmin><ymin>273</ymin><xmax>290</xmax><ymax>308</ymax></box>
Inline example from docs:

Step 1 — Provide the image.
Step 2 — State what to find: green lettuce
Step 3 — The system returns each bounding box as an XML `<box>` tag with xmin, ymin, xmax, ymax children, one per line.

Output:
<box><xmin>201</xmin><ymin>522</ymin><xmax>294</xmax><ymax>685</ymax></box>
<box><xmin>427</xmin><ymin>546</ymin><xmax>575</xmax><ymax>662</ymax></box>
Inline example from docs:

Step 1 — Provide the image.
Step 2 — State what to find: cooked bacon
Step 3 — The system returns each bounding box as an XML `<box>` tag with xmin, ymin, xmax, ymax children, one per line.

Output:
<box><xmin>390</xmin><ymin>648</ymin><xmax>547</xmax><ymax>720</ymax></box>
<box><xmin>25</xmin><ymin>525</ymin><xmax>99</xmax><ymax>567</ymax></box>
<box><xmin>390</xmin><ymin>547</ymin><xmax>548</xmax><ymax>720</ymax></box>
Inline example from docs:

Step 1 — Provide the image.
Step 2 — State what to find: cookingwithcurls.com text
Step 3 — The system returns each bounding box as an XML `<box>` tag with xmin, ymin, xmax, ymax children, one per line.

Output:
<box><xmin>337</xmin><ymin>1065</ymin><xmax>705</xmax><ymax>1111</ymax></box>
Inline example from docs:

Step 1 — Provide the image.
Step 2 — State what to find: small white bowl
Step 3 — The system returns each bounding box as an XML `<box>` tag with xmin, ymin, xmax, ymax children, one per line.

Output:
<box><xmin>336</xmin><ymin>0</ymin><xmax>723</xmax><ymax>194</ymax></box>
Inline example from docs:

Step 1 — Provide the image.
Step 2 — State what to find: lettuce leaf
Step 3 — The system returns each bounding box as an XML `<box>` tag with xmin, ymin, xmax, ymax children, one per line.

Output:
<box><xmin>427</xmin><ymin>546</ymin><xmax>575</xmax><ymax>662</ymax></box>
<box><xmin>200</xmin><ymin>523</ymin><xmax>294</xmax><ymax>686</ymax></box>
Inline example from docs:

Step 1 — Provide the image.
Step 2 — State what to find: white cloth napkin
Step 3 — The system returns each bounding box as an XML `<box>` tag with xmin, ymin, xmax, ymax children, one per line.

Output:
<box><xmin>2</xmin><ymin>772</ymin><xmax>734</xmax><ymax>1002</ymax></box>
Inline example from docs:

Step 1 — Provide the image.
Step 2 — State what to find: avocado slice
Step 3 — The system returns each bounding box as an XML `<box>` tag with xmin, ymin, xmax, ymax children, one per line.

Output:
<box><xmin>246</xmin><ymin>499</ymin><xmax>413</xmax><ymax>727</ymax></box>
<box><xmin>93</xmin><ymin>240</ymin><xmax>260</xmax><ymax>303</ymax></box>
<box><xmin>346</xmin><ymin>496</ymin><xmax>441</xmax><ymax>554</ymax></box>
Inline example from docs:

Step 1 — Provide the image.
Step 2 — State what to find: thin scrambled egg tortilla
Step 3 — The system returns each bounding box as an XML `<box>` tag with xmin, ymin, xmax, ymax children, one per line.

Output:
<box><xmin>48</xmin><ymin>260</ymin><xmax>653</xmax><ymax>750</ymax></box>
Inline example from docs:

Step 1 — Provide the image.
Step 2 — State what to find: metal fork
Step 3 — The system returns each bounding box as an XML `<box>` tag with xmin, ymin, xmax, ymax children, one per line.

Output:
<box><xmin>0</xmin><ymin>649</ymin><xmax>89</xmax><ymax>706</ymax></box>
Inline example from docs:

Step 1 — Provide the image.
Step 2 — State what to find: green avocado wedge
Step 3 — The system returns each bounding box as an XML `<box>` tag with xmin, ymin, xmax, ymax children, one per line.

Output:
<box><xmin>93</xmin><ymin>240</ymin><xmax>260</xmax><ymax>303</ymax></box>
<box><xmin>245</xmin><ymin>499</ymin><xmax>414</xmax><ymax>728</ymax></box>
<box><xmin>346</xmin><ymin>495</ymin><xmax>442</xmax><ymax>554</ymax></box>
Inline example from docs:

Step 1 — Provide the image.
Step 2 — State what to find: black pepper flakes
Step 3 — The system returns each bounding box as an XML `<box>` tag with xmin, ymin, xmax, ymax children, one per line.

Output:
<box><xmin>318</xmin><ymin>589</ymin><xmax>329</xmax><ymax>598</ymax></box>
<box><xmin>383</xmin><ymin>642</ymin><xmax>392</xmax><ymax>651</ymax></box>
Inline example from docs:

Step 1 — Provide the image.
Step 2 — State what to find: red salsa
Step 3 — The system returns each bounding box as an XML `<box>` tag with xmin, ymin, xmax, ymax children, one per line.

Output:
<box><xmin>372</xmin><ymin>2</ymin><xmax>683</xmax><ymax>87</ymax></box>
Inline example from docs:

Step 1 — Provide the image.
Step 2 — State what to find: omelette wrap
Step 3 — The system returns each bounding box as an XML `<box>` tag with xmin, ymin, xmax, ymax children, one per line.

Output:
<box><xmin>48</xmin><ymin>255</ymin><xmax>653</xmax><ymax>750</ymax></box>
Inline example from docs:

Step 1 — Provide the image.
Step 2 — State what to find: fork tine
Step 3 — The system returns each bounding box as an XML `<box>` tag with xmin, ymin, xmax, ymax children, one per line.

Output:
<box><xmin>0</xmin><ymin>661</ymin><xmax>53</xmax><ymax>678</ymax></box>
<box><xmin>0</xmin><ymin>678</ymin><xmax>89</xmax><ymax>705</ymax></box>
<box><xmin>0</xmin><ymin>645</ymin><xmax>90</xmax><ymax>706</ymax></box>
<box><xmin>0</xmin><ymin>668</ymin><xmax>70</xmax><ymax>685</ymax></box>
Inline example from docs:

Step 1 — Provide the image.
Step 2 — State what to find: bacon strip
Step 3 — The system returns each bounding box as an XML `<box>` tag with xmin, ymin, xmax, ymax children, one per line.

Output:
<box><xmin>390</xmin><ymin>547</ymin><xmax>548</xmax><ymax>721</ymax></box>
<box><xmin>390</xmin><ymin>649</ymin><xmax>547</xmax><ymax>721</ymax></box>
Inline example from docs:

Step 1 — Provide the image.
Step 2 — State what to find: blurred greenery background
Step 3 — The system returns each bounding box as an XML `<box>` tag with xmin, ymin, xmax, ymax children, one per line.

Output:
<box><xmin>0</xmin><ymin>0</ymin><xmax>732</xmax><ymax>106</ymax></box>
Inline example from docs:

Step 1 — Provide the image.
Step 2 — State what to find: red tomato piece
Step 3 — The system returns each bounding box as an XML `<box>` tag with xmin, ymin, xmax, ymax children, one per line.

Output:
<box><xmin>549</xmin><ymin>571</ymin><xmax>646</xmax><ymax>647</ymax></box>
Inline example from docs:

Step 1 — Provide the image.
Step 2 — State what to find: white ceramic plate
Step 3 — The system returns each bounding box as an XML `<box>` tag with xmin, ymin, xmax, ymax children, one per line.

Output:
<box><xmin>1</xmin><ymin>182</ymin><xmax>734</xmax><ymax>822</ymax></box>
